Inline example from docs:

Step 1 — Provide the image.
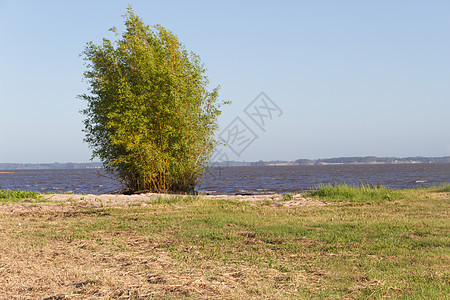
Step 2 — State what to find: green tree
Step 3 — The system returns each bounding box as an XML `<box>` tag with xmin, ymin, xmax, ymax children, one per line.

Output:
<box><xmin>79</xmin><ymin>8</ymin><xmax>224</xmax><ymax>193</ymax></box>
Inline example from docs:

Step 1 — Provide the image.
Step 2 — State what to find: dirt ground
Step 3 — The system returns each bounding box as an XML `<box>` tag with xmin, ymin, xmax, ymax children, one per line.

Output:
<box><xmin>0</xmin><ymin>193</ymin><xmax>330</xmax><ymax>215</ymax></box>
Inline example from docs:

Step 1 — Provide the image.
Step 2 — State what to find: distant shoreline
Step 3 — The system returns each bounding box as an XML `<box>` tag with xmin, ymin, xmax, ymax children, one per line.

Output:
<box><xmin>1</xmin><ymin>156</ymin><xmax>449</xmax><ymax>170</ymax></box>
<box><xmin>213</xmin><ymin>156</ymin><xmax>450</xmax><ymax>167</ymax></box>
<box><xmin>265</xmin><ymin>161</ymin><xmax>450</xmax><ymax>166</ymax></box>
<box><xmin>0</xmin><ymin>162</ymin><xmax>103</xmax><ymax>171</ymax></box>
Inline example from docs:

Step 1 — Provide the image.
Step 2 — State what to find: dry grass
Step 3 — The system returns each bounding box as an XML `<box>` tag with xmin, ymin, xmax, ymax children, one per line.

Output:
<box><xmin>0</xmin><ymin>188</ymin><xmax>449</xmax><ymax>299</ymax></box>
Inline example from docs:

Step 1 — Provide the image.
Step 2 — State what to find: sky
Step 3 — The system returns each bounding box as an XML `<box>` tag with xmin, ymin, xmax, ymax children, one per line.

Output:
<box><xmin>1</xmin><ymin>0</ymin><xmax>449</xmax><ymax>163</ymax></box>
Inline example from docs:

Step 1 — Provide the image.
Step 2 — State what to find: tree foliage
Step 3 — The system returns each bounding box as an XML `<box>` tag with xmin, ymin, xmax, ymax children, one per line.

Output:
<box><xmin>79</xmin><ymin>8</ymin><xmax>223</xmax><ymax>193</ymax></box>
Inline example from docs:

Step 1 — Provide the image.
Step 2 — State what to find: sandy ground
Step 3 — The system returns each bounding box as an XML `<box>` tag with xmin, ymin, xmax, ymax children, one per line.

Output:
<box><xmin>0</xmin><ymin>193</ymin><xmax>331</xmax><ymax>215</ymax></box>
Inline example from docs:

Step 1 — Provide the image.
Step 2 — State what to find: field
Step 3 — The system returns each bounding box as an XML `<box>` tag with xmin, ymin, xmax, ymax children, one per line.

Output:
<box><xmin>0</xmin><ymin>185</ymin><xmax>449</xmax><ymax>299</ymax></box>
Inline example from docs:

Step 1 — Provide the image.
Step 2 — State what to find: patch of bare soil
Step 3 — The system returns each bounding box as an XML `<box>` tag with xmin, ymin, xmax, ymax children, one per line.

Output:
<box><xmin>428</xmin><ymin>192</ymin><xmax>450</xmax><ymax>199</ymax></box>
<box><xmin>0</xmin><ymin>193</ymin><xmax>331</xmax><ymax>215</ymax></box>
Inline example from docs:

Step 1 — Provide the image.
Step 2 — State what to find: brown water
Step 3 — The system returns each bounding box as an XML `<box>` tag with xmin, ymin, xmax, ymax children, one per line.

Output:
<box><xmin>0</xmin><ymin>163</ymin><xmax>449</xmax><ymax>195</ymax></box>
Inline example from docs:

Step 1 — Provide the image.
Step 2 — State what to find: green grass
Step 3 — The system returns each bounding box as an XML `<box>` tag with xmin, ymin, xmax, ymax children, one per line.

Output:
<box><xmin>282</xmin><ymin>192</ymin><xmax>295</xmax><ymax>201</ymax></box>
<box><xmin>305</xmin><ymin>183</ymin><xmax>450</xmax><ymax>204</ymax></box>
<box><xmin>1</xmin><ymin>187</ymin><xmax>448</xmax><ymax>298</ymax></box>
<box><xmin>434</xmin><ymin>183</ymin><xmax>450</xmax><ymax>193</ymax></box>
<box><xmin>306</xmin><ymin>183</ymin><xmax>416</xmax><ymax>203</ymax></box>
<box><xmin>0</xmin><ymin>189</ymin><xmax>41</xmax><ymax>202</ymax></box>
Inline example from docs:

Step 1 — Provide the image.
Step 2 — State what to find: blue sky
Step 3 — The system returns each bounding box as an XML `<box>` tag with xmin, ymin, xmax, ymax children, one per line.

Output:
<box><xmin>1</xmin><ymin>0</ymin><xmax>449</xmax><ymax>163</ymax></box>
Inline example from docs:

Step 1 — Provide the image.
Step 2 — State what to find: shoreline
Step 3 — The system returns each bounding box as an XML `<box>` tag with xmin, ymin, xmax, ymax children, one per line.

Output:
<box><xmin>1</xmin><ymin>159</ymin><xmax>449</xmax><ymax>171</ymax></box>
<box><xmin>0</xmin><ymin>192</ymin><xmax>331</xmax><ymax>216</ymax></box>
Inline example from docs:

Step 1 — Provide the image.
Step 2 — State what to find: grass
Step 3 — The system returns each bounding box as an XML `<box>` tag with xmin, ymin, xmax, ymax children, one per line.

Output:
<box><xmin>434</xmin><ymin>183</ymin><xmax>450</xmax><ymax>193</ymax></box>
<box><xmin>0</xmin><ymin>187</ymin><xmax>448</xmax><ymax>299</ymax></box>
<box><xmin>282</xmin><ymin>192</ymin><xmax>295</xmax><ymax>201</ymax></box>
<box><xmin>0</xmin><ymin>189</ymin><xmax>41</xmax><ymax>202</ymax></box>
<box><xmin>304</xmin><ymin>183</ymin><xmax>442</xmax><ymax>204</ymax></box>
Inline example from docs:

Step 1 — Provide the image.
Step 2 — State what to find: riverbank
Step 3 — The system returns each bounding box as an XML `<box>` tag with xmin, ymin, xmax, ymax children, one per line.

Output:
<box><xmin>0</xmin><ymin>187</ymin><xmax>449</xmax><ymax>298</ymax></box>
<box><xmin>0</xmin><ymin>192</ymin><xmax>331</xmax><ymax>216</ymax></box>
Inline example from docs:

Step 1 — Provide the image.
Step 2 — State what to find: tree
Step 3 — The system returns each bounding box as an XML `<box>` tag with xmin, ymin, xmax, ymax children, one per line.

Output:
<box><xmin>79</xmin><ymin>8</ymin><xmax>224</xmax><ymax>193</ymax></box>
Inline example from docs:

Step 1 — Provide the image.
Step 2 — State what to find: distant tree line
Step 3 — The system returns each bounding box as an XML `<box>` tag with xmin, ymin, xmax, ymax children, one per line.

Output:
<box><xmin>210</xmin><ymin>156</ymin><xmax>450</xmax><ymax>167</ymax></box>
<box><xmin>1</xmin><ymin>156</ymin><xmax>448</xmax><ymax>170</ymax></box>
<box><xmin>0</xmin><ymin>162</ymin><xmax>103</xmax><ymax>170</ymax></box>
<box><xmin>294</xmin><ymin>156</ymin><xmax>450</xmax><ymax>165</ymax></box>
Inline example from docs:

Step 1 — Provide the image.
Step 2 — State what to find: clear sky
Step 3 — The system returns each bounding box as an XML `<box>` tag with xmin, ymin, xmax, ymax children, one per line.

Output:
<box><xmin>1</xmin><ymin>0</ymin><xmax>449</xmax><ymax>163</ymax></box>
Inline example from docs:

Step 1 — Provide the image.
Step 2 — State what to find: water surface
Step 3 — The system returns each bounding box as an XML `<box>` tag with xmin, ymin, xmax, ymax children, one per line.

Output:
<box><xmin>0</xmin><ymin>163</ymin><xmax>448</xmax><ymax>195</ymax></box>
